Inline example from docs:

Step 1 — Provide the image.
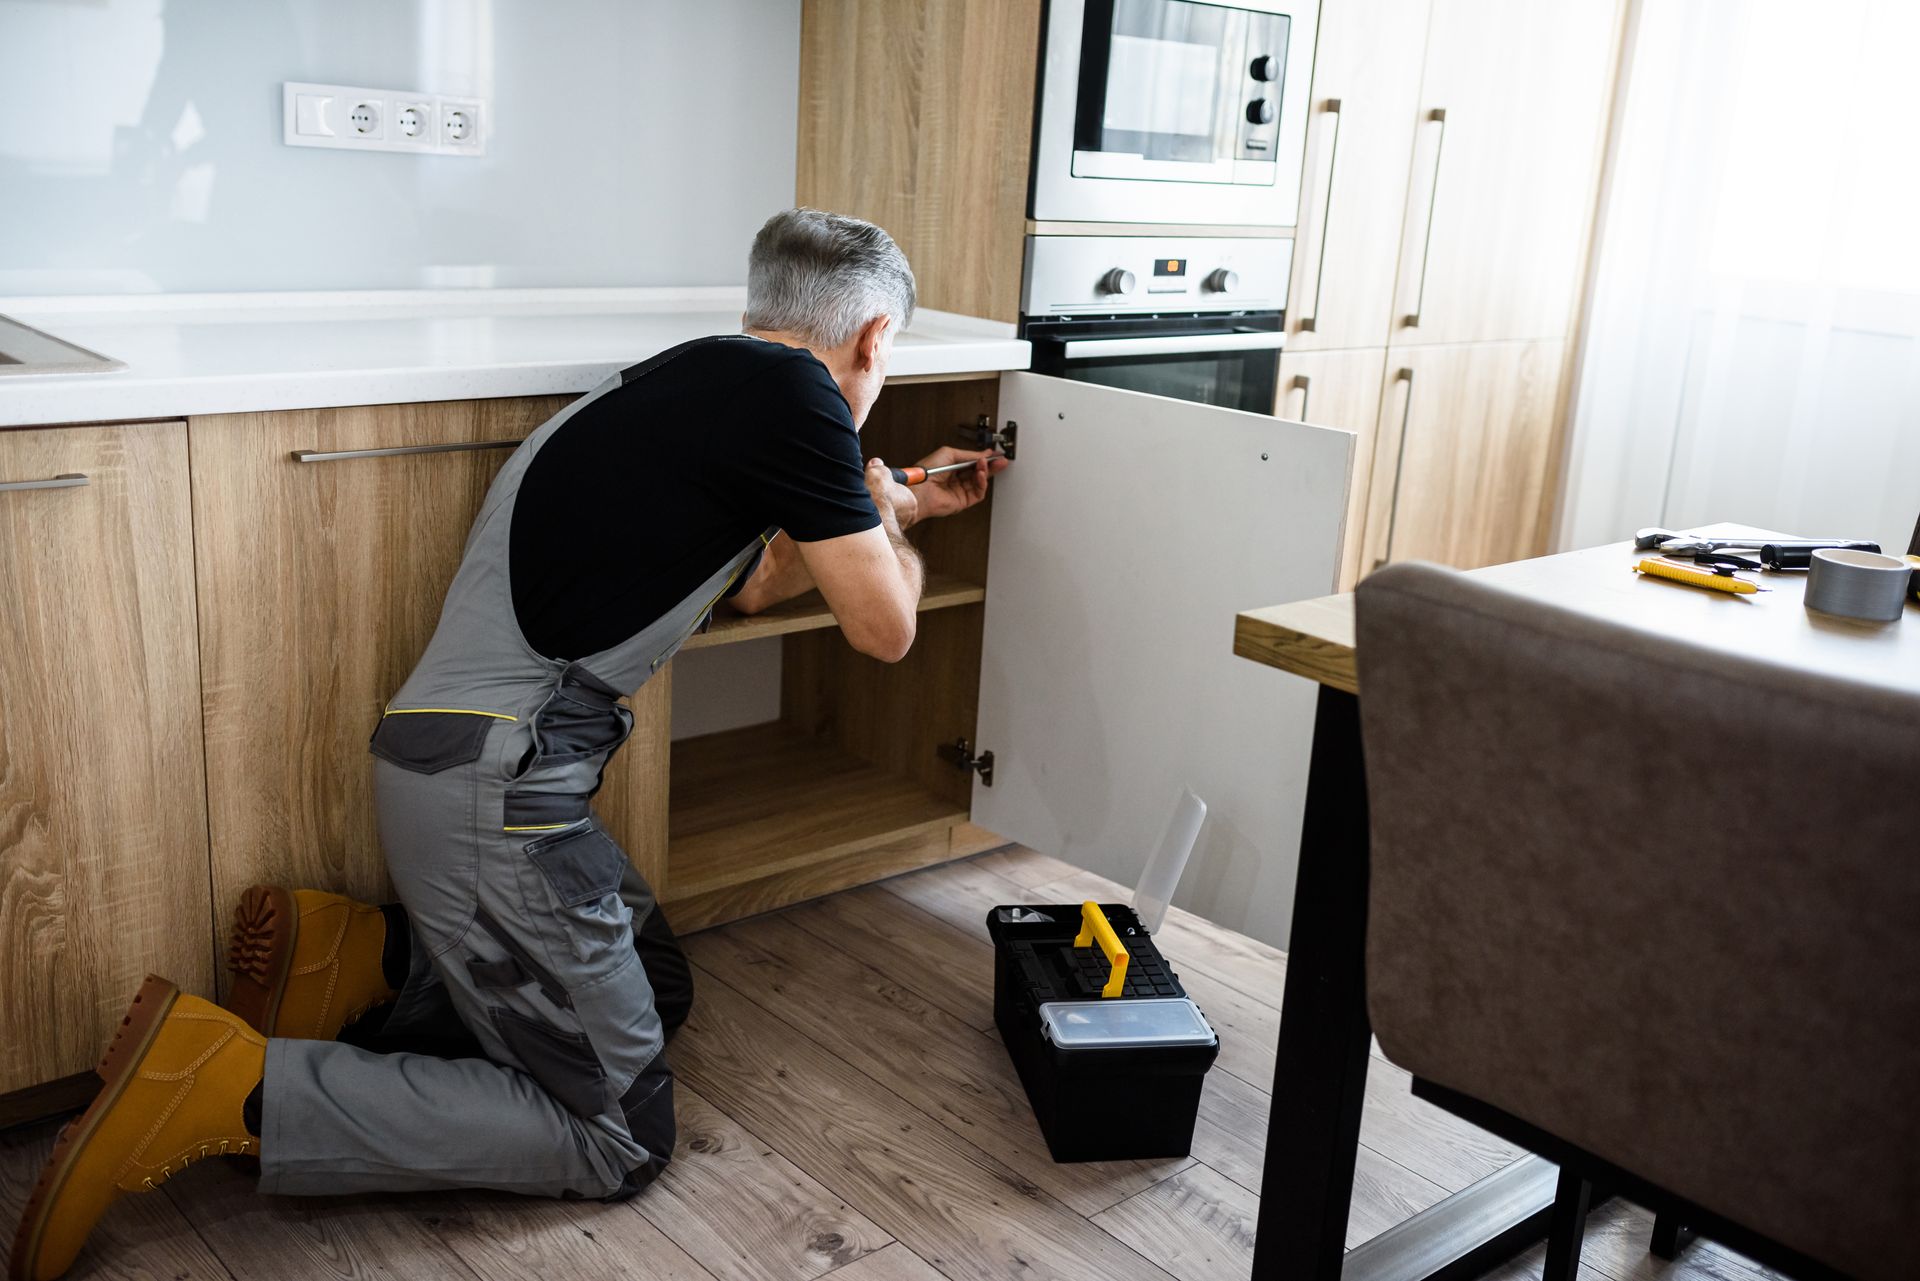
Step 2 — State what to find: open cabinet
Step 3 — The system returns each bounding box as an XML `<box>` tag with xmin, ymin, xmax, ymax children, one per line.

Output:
<box><xmin>659</xmin><ymin>372</ymin><xmax>1354</xmax><ymax>943</ymax></box>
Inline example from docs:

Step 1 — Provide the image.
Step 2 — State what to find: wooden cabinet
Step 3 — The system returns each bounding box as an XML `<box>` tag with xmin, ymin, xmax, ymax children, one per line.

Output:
<box><xmin>1389</xmin><ymin>0</ymin><xmax>1622</xmax><ymax>348</ymax></box>
<box><xmin>1278</xmin><ymin>348</ymin><xmax>1390</xmax><ymax>590</ymax></box>
<box><xmin>1283</xmin><ymin>0</ymin><xmax>1434</xmax><ymax>352</ymax></box>
<box><xmin>796</xmin><ymin>0</ymin><xmax>1042</xmax><ymax>323</ymax></box>
<box><xmin>0</xmin><ymin>423</ymin><xmax>212</xmax><ymax>1094</ymax></box>
<box><xmin>1360</xmin><ymin>339</ymin><xmax>1570</xmax><ymax>570</ymax></box>
<box><xmin>1282</xmin><ymin>0</ymin><xmax>1624</xmax><ymax>575</ymax></box>
<box><xmin>189</xmin><ymin>399</ymin><xmax>576</xmax><ymax>969</ymax></box>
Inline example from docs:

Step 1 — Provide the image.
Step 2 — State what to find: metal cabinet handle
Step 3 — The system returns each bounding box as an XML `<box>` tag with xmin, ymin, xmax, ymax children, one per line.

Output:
<box><xmin>1290</xmin><ymin>373</ymin><xmax>1312</xmax><ymax>421</ymax></box>
<box><xmin>1402</xmin><ymin>108</ymin><xmax>1448</xmax><ymax>328</ymax></box>
<box><xmin>1296</xmin><ymin>97</ymin><xmax>1343</xmax><ymax>334</ymax></box>
<box><xmin>0</xmin><ymin>472</ymin><xmax>89</xmax><ymax>493</ymax></box>
<box><xmin>1375</xmin><ymin>367</ymin><xmax>1417</xmax><ymax>568</ymax></box>
<box><xmin>290</xmin><ymin>439</ymin><xmax>524</xmax><ymax>463</ymax></box>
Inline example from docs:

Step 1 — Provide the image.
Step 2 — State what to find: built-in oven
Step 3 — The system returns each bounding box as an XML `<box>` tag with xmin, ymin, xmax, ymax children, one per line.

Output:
<box><xmin>1031</xmin><ymin>0</ymin><xmax>1320</xmax><ymax>228</ymax></box>
<box><xmin>1022</xmin><ymin>235</ymin><xmax>1290</xmax><ymax>414</ymax></box>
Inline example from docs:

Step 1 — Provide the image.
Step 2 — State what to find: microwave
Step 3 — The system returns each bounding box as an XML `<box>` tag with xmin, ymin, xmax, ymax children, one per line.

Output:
<box><xmin>1030</xmin><ymin>0</ymin><xmax>1320</xmax><ymax>229</ymax></box>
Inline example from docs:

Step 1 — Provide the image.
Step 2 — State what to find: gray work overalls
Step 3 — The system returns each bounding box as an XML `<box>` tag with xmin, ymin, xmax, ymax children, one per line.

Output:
<box><xmin>256</xmin><ymin>337</ymin><xmax>771</xmax><ymax>1199</ymax></box>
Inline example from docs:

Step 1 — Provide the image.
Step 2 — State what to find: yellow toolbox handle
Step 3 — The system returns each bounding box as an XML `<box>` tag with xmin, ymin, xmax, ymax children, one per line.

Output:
<box><xmin>1074</xmin><ymin>901</ymin><xmax>1130</xmax><ymax>999</ymax></box>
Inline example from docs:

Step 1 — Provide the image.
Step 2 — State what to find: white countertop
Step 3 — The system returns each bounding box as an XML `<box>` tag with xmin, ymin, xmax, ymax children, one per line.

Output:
<box><xmin>0</xmin><ymin>288</ymin><xmax>1031</xmax><ymax>428</ymax></box>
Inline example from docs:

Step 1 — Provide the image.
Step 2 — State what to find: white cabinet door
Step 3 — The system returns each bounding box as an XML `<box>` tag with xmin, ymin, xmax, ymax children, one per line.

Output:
<box><xmin>972</xmin><ymin>373</ymin><xmax>1353</xmax><ymax>946</ymax></box>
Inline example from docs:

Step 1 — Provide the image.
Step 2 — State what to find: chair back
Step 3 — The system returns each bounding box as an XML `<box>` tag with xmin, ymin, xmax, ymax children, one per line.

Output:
<box><xmin>1355</xmin><ymin>561</ymin><xmax>1920</xmax><ymax>1281</ymax></box>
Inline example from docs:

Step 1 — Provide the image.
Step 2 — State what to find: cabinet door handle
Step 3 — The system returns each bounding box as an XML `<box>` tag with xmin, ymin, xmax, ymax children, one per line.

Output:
<box><xmin>1295</xmin><ymin>97</ymin><xmax>1343</xmax><ymax>334</ymax></box>
<box><xmin>1376</xmin><ymin>367</ymin><xmax>1416</xmax><ymax>568</ymax></box>
<box><xmin>1289</xmin><ymin>373</ymin><xmax>1312</xmax><ymax>421</ymax></box>
<box><xmin>0</xmin><ymin>472</ymin><xmax>89</xmax><ymax>493</ymax></box>
<box><xmin>1401</xmin><ymin>108</ymin><xmax>1448</xmax><ymax>329</ymax></box>
<box><xmin>290</xmin><ymin>439</ymin><xmax>524</xmax><ymax>463</ymax></box>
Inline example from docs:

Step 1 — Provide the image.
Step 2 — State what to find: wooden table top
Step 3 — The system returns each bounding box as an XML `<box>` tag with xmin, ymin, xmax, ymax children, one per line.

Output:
<box><xmin>1234</xmin><ymin>523</ymin><xmax>1920</xmax><ymax>697</ymax></box>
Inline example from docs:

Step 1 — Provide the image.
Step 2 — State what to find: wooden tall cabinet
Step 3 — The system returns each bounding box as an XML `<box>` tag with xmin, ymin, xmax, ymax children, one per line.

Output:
<box><xmin>0</xmin><ymin>423</ymin><xmax>213</xmax><ymax>1094</ymax></box>
<box><xmin>1283</xmin><ymin>0</ymin><xmax>1434</xmax><ymax>353</ymax></box>
<box><xmin>1282</xmin><ymin>0</ymin><xmax>1625</xmax><ymax>580</ymax></box>
<box><xmin>1388</xmin><ymin>0</ymin><xmax>1623</xmax><ymax>348</ymax></box>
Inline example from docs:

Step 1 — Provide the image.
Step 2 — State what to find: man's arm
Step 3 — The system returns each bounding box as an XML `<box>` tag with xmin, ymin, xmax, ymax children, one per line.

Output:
<box><xmin>731</xmin><ymin>460</ymin><xmax>923</xmax><ymax>662</ymax></box>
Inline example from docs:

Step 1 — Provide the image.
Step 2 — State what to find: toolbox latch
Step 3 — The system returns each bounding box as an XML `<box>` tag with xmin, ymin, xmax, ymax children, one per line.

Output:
<box><xmin>937</xmin><ymin>737</ymin><xmax>994</xmax><ymax>786</ymax></box>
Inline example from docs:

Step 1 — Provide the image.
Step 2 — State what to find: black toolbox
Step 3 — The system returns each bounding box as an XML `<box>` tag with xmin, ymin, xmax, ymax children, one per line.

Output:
<box><xmin>987</xmin><ymin>900</ymin><xmax>1219</xmax><ymax>1163</ymax></box>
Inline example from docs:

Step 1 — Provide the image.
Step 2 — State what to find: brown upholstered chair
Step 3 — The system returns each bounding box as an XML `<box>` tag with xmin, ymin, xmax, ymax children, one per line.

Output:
<box><xmin>1353</xmin><ymin>561</ymin><xmax>1920</xmax><ymax>1281</ymax></box>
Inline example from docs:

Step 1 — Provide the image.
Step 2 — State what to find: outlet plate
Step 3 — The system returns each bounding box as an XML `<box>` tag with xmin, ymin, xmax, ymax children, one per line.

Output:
<box><xmin>283</xmin><ymin>82</ymin><xmax>486</xmax><ymax>156</ymax></box>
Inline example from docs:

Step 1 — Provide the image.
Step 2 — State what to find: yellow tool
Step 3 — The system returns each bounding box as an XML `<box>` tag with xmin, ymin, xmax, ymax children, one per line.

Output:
<box><xmin>1074</xmin><ymin>901</ymin><xmax>1130</xmax><ymax>998</ymax></box>
<box><xmin>1633</xmin><ymin>556</ymin><xmax>1761</xmax><ymax>596</ymax></box>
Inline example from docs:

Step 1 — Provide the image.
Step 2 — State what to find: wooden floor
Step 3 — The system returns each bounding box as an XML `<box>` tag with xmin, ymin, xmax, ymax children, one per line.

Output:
<box><xmin>2</xmin><ymin>846</ymin><xmax>1787</xmax><ymax>1281</ymax></box>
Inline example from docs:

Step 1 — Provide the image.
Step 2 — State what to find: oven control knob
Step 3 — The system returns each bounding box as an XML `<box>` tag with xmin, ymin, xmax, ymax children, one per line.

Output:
<box><xmin>1250</xmin><ymin>55</ymin><xmax>1279</xmax><ymax>82</ymax></box>
<box><xmin>1099</xmin><ymin>267</ymin><xmax>1138</xmax><ymax>297</ymax></box>
<box><xmin>1205</xmin><ymin>268</ymin><xmax>1240</xmax><ymax>294</ymax></box>
<box><xmin>1246</xmin><ymin>98</ymin><xmax>1276</xmax><ymax>125</ymax></box>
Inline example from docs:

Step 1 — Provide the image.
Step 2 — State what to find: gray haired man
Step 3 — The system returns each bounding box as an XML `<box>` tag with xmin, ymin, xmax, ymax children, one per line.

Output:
<box><xmin>9</xmin><ymin>208</ymin><xmax>1006</xmax><ymax>1281</ymax></box>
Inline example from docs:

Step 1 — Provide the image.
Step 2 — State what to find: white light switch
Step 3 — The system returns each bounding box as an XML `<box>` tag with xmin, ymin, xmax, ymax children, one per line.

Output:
<box><xmin>294</xmin><ymin>94</ymin><xmax>334</xmax><ymax>137</ymax></box>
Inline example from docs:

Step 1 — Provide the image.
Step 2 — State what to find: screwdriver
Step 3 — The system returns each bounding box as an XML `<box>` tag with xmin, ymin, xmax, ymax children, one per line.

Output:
<box><xmin>887</xmin><ymin>456</ymin><xmax>1003</xmax><ymax>486</ymax></box>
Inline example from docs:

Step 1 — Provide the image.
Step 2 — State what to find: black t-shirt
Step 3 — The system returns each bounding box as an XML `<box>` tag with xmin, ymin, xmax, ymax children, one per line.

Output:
<box><xmin>508</xmin><ymin>335</ymin><xmax>881</xmax><ymax>659</ymax></box>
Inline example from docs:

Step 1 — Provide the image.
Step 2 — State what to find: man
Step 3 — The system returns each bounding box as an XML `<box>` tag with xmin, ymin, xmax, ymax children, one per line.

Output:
<box><xmin>9</xmin><ymin>208</ymin><xmax>1006</xmax><ymax>1281</ymax></box>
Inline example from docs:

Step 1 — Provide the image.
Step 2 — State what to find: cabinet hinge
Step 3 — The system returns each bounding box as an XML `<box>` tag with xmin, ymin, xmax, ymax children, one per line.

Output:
<box><xmin>965</xmin><ymin>415</ymin><xmax>1017</xmax><ymax>461</ymax></box>
<box><xmin>937</xmin><ymin>737</ymin><xmax>994</xmax><ymax>787</ymax></box>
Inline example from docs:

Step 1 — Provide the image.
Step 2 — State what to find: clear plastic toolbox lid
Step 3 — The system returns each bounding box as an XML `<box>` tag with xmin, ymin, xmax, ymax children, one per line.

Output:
<box><xmin>1038</xmin><ymin>998</ymin><xmax>1218</xmax><ymax>1049</ymax></box>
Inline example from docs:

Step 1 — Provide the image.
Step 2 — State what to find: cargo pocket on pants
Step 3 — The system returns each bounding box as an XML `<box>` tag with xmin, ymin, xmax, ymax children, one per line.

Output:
<box><xmin>526</xmin><ymin>825</ymin><xmax>627</xmax><ymax>907</ymax></box>
<box><xmin>490</xmin><ymin>1006</ymin><xmax>609</xmax><ymax>1121</ymax></box>
<box><xmin>370</xmin><ymin>711</ymin><xmax>496</xmax><ymax>773</ymax></box>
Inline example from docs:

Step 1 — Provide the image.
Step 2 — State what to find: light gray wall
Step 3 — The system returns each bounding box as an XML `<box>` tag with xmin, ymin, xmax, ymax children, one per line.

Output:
<box><xmin>0</xmin><ymin>0</ymin><xmax>800</xmax><ymax>295</ymax></box>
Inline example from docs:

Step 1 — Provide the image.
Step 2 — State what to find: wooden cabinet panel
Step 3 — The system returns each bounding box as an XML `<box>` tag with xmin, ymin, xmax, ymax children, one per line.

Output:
<box><xmin>1284</xmin><ymin>0</ymin><xmax>1434</xmax><ymax>351</ymax></box>
<box><xmin>1277</xmin><ymin>348</ymin><xmax>1389</xmax><ymax>591</ymax></box>
<box><xmin>188</xmin><ymin>398</ymin><xmax>650</xmax><ymax>966</ymax></box>
<box><xmin>0</xmin><ymin>422</ymin><xmax>211</xmax><ymax>1092</ymax></box>
<box><xmin>1361</xmin><ymin>339</ymin><xmax>1569</xmax><ymax>571</ymax></box>
<box><xmin>1390</xmin><ymin>0</ymin><xmax>1622</xmax><ymax>347</ymax></box>
<box><xmin>797</xmin><ymin>0</ymin><xmax>1041</xmax><ymax>323</ymax></box>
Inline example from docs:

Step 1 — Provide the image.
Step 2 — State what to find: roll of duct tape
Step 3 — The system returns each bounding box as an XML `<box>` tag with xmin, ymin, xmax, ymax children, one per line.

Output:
<box><xmin>1805</xmin><ymin>548</ymin><xmax>1911</xmax><ymax>622</ymax></box>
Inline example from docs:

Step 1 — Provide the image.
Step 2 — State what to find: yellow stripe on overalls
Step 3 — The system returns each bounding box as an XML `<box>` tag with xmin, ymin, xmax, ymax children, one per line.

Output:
<box><xmin>383</xmin><ymin>707</ymin><xmax>519</xmax><ymax>721</ymax></box>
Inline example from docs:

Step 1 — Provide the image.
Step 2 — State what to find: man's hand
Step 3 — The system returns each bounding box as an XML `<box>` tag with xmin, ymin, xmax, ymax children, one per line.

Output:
<box><xmin>865</xmin><ymin>457</ymin><xmax>920</xmax><ymax>530</ymax></box>
<box><xmin>906</xmin><ymin>446</ymin><xmax>1010</xmax><ymax>522</ymax></box>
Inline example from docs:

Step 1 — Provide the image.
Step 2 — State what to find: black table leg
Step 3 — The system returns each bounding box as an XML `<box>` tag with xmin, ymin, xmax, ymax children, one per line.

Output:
<box><xmin>1251</xmin><ymin>684</ymin><xmax>1375</xmax><ymax>1280</ymax></box>
<box><xmin>1249</xmin><ymin>684</ymin><xmax>1558</xmax><ymax>1281</ymax></box>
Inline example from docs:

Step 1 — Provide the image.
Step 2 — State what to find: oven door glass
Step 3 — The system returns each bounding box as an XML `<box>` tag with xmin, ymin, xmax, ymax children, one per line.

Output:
<box><xmin>1073</xmin><ymin>0</ymin><xmax>1291</xmax><ymax>185</ymax></box>
<box><xmin>1057</xmin><ymin>346</ymin><xmax>1280</xmax><ymax>414</ymax></box>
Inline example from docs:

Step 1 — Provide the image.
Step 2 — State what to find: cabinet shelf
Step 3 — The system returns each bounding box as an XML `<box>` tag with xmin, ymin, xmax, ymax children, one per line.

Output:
<box><xmin>682</xmin><ymin>571</ymin><xmax>984</xmax><ymax>651</ymax></box>
<box><xmin>666</xmin><ymin>723</ymin><xmax>967</xmax><ymax>904</ymax></box>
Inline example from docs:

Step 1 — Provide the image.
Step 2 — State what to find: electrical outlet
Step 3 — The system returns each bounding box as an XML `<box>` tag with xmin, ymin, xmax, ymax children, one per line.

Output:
<box><xmin>439</xmin><ymin>98</ymin><xmax>482</xmax><ymax>149</ymax></box>
<box><xmin>346</xmin><ymin>99</ymin><xmax>382</xmax><ymax>137</ymax></box>
<box><xmin>283</xmin><ymin>82</ymin><xmax>486</xmax><ymax>156</ymax></box>
<box><xmin>392</xmin><ymin>99</ymin><xmax>434</xmax><ymax>146</ymax></box>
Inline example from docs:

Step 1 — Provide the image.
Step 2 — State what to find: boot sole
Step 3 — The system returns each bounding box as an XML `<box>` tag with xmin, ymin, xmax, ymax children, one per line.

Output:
<box><xmin>7</xmin><ymin>974</ymin><xmax>179</xmax><ymax>1281</ymax></box>
<box><xmin>225</xmin><ymin>885</ymin><xmax>297</xmax><ymax>1038</ymax></box>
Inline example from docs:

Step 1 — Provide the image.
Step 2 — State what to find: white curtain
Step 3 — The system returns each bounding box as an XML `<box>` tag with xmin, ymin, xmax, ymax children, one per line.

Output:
<box><xmin>1560</xmin><ymin>0</ymin><xmax>1920</xmax><ymax>555</ymax></box>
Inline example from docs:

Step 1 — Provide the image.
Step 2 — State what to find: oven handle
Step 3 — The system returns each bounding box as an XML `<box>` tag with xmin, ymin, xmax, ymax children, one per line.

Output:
<box><xmin>1058</xmin><ymin>331</ymin><xmax>1288</xmax><ymax>361</ymax></box>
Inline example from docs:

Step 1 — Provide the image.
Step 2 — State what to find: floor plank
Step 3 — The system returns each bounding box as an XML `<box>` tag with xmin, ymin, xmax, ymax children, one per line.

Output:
<box><xmin>1090</xmin><ymin>1163</ymin><xmax>1257</xmax><ymax>1281</ymax></box>
<box><xmin>782</xmin><ymin>885</ymin><xmax>998</xmax><ymax>1032</ymax></box>
<box><xmin>163</xmin><ymin>1156</ymin><xmax>479</xmax><ymax>1280</ymax></box>
<box><xmin>817</xmin><ymin>1243</ymin><xmax>950</xmax><ymax>1281</ymax></box>
<box><xmin>421</xmin><ymin>1190</ymin><xmax>716</xmax><ymax>1281</ymax></box>
<box><xmin>0</xmin><ymin>1120</ymin><xmax>233</xmax><ymax>1281</ymax></box>
<box><xmin>673</xmin><ymin>967</ymin><xmax>1180</xmax><ymax>1281</ymax></box>
<box><xmin>637</xmin><ymin>1085</ymin><xmax>891</xmax><ymax>1281</ymax></box>
<box><xmin>688</xmin><ymin>912</ymin><xmax>1189</xmax><ymax>1217</ymax></box>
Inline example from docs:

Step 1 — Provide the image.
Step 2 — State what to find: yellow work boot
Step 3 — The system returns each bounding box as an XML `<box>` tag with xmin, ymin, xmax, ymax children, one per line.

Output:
<box><xmin>8</xmin><ymin>976</ymin><xmax>263</xmax><ymax>1281</ymax></box>
<box><xmin>224</xmin><ymin>886</ymin><xmax>397</xmax><ymax>1041</ymax></box>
